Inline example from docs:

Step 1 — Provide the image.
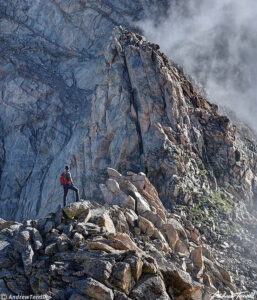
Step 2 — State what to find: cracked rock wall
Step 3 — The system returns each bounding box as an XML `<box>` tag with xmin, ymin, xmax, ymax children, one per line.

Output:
<box><xmin>0</xmin><ymin>0</ymin><xmax>170</xmax><ymax>221</ymax></box>
<box><xmin>1</xmin><ymin>0</ymin><xmax>257</xmax><ymax>222</ymax></box>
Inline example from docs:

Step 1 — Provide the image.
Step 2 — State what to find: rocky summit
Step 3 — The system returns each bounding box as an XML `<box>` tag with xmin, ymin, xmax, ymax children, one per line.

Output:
<box><xmin>0</xmin><ymin>0</ymin><xmax>257</xmax><ymax>299</ymax></box>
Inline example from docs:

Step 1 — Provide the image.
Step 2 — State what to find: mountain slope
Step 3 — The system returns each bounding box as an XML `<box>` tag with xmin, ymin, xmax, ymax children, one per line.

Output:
<box><xmin>0</xmin><ymin>168</ymin><xmax>240</xmax><ymax>299</ymax></box>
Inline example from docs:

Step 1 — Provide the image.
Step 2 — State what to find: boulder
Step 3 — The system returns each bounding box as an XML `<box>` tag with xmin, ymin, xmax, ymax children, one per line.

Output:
<box><xmin>22</xmin><ymin>244</ymin><xmax>34</xmax><ymax>276</ymax></box>
<box><xmin>190</xmin><ymin>228</ymin><xmax>201</xmax><ymax>244</ymax></box>
<box><xmin>30</xmin><ymin>228</ymin><xmax>43</xmax><ymax>251</ymax></box>
<box><xmin>72</xmin><ymin>278</ymin><xmax>114</xmax><ymax>300</ymax></box>
<box><xmin>98</xmin><ymin>238</ymin><xmax>131</xmax><ymax>251</ymax></box>
<box><xmin>152</xmin><ymin>229</ymin><xmax>167</xmax><ymax>244</ymax></box>
<box><xmin>97</xmin><ymin>212</ymin><xmax>116</xmax><ymax>234</ymax></box>
<box><xmin>107</xmin><ymin>168</ymin><xmax>122</xmax><ymax>179</ymax></box>
<box><xmin>130</xmin><ymin>275</ymin><xmax>170</xmax><ymax>300</ymax></box>
<box><xmin>82</xmin><ymin>259</ymin><xmax>113</xmax><ymax>282</ymax></box>
<box><xmin>63</xmin><ymin>201</ymin><xmax>91</xmax><ymax>219</ymax></box>
<box><xmin>117</xmin><ymin>180</ymin><xmax>138</xmax><ymax>196</ymax></box>
<box><xmin>162</xmin><ymin>268</ymin><xmax>201</xmax><ymax>299</ymax></box>
<box><xmin>175</xmin><ymin>240</ymin><xmax>190</xmax><ymax>255</ymax></box>
<box><xmin>166</xmin><ymin>218</ymin><xmax>187</xmax><ymax>239</ymax></box>
<box><xmin>106</xmin><ymin>179</ymin><xmax>120</xmax><ymax>193</ymax></box>
<box><xmin>202</xmin><ymin>246</ymin><xmax>215</xmax><ymax>262</ymax></box>
<box><xmin>138</xmin><ymin>216</ymin><xmax>155</xmax><ymax>237</ymax></box>
<box><xmin>110</xmin><ymin>209</ymin><xmax>130</xmax><ymax>234</ymax></box>
<box><xmin>142</xmin><ymin>256</ymin><xmax>157</xmax><ymax>274</ymax></box>
<box><xmin>14</xmin><ymin>230</ymin><xmax>31</xmax><ymax>252</ymax></box>
<box><xmin>141</xmin><ymin>210</ymin><xmax>164</xmax><ymax>229</ymax></box>
<box><xmin>124</xmin><ymin>210</ymin><xmax>138</xmax><ymax>227</ymax></box>
<box><xmin>111</xmin><ymin>262</ymin><xmax>132</xmax><ymax>294</ymax></box>
<box><xmin>77</xmin><ymin>208</ymin><xmax>92</xmax><ymax>223</ymax></box>
<box><xmin>45</xmin><ymin>229</ymin><xmax>60</xmax><ymax>244</ymax></box>
<box><xmin>113</xmin><ymin>234</ymin><xmax>143</xmax><ymax>253</ymax></box>
<box><xmin>191</xmin><ymin>289</ymin><xmax>203</xmax><ymax>300</ymax></box>
<box><xmin>162</xmin><ymin>223</ymin><xmax>179</xmax><ymax>249</ymax></box>
<box><xmin>100</xmin><ymin>185</ymin><xmax>134</xmax><ymax>210</ymax></box>
<box><xmin>124</xmin><ymin>256</ymin><xmax>143</xmax><ymax>282</ymax></box>
<box><xmin>190</xmin><ymin>247</ymin><xmax>203</xmax><ymax>269</ymax></box>
<box><xmin>85</xmin><ymin>242</ymin><xmax>117</xmax><ymax>253</ymax></box>
<box><xmin>76</xmin><ymin>223</ymin><xmax>103</xmax><ymax>236</ymax></box>
<box><xmin>131</xmin><ymin>173</ymin><xmax>147</xmax><ymax>190</ymax></box>
<box><xmin>121</xmin><ymin>196</ymin><xmax>136</xmax><ymax>211</ymax></box>
<box><xmin>134</xmin><ymin>192</ymin><xmax>151</xmax><ymax>215</ymax></box>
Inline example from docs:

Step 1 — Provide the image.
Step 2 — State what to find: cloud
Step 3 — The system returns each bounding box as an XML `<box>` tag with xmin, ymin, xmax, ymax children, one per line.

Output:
<box><xmin>138</xmin><ymin>0</ymin><xmax>257</xmax><ymax>131</ymax></box>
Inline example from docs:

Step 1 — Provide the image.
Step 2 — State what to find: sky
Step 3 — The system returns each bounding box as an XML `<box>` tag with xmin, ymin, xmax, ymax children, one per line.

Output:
<box><xmin>139</xmin><ymin>0</ymin><xmax>257</xmax><ymax>131</ymax></box>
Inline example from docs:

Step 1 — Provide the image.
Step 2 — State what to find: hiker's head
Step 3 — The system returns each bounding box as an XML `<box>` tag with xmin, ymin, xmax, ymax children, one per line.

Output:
<box><xmin>65</xmin><ymin>165</ymin><xmax>69</xmax><ymax>171</ymax></box>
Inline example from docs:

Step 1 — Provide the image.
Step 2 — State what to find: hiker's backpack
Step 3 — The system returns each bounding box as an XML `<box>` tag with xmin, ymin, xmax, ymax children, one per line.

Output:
<box><xmin>60</xmin><ymin>172</ymin><xmax>65</xmax><ymax>185</ymax></box>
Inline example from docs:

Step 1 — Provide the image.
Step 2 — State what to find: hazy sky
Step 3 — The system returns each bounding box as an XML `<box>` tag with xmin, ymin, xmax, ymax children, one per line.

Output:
<box><xmin>139</xmin><ymin>0</ymin><xmax>257</xmax><ymax>131</ymax></box>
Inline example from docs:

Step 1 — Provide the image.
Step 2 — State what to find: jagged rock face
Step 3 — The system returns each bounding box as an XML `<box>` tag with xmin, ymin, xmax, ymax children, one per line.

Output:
<box><xmin>1</xmin><ymin>0</ymin><xmax>257</xmax><ymax>228</ymax></box>
<box><xmin>0</xmin><ymin>0</ymin><xmax>169</xmax><ymax>221</ymax></box>
<box><xmin>0</xmin><ymin>169</ymin><xmax>238</xmax><ymax>299</ymax></box>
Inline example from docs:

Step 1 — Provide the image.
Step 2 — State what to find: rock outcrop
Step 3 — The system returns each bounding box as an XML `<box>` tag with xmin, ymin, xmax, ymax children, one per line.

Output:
<box><xmin>0</xmin><ymin>169</ymin><xmax>239</xmax><ymax>299</ymax></box>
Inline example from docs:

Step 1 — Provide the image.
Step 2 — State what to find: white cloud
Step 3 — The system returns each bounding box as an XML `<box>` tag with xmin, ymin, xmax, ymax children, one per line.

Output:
<box><xmin>138</xmin><ymin>0</ymin><xmax>257</xmax><ymax>131</ymax></box>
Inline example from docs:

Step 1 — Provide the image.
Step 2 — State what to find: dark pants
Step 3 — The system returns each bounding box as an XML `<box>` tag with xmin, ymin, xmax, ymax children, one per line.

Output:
<box><xmin>63</xmin><ymin>184</ymin><xmax>79</xmax><ymax>206</ymax></box>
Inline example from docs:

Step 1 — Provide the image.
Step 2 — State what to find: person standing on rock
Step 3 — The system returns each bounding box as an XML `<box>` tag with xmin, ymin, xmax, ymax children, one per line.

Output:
<box><xmin>60</xmin><ymin>166</ymin><xmax>80</xmax><ymax>206</ymax></box>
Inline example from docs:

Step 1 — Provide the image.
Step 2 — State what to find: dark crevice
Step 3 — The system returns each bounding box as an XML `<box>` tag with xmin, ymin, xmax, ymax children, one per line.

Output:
<box><xmin>123</xmin><ymin>56</ymin><xmax>144</xmax><ymax>157</ymax></box>
<box><xmin>144</xmin><ymin>165</ymin><xmax>148</xmax><ymax>176</ymax></box>
<box><xmin>131</xmin><ymin>88</ymin><xmax>144</xmax><ymax>156</ymax></box>
<box><xmin>162</xmin><ymin>95</ymin><xmax>167</xmax><ymax>111</ymax></box>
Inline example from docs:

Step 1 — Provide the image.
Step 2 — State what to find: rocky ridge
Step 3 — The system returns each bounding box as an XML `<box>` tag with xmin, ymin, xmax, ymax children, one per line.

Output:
<box><xmin>0</xmin><ymin>168</ymin><xmax>239</xmax><ymax>299</ymax></box>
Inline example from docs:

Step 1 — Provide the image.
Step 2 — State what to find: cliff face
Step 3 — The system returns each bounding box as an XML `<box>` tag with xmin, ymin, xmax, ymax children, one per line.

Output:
<box><xmin>1</xmin><ymin>0</ymin><xmax>257</xmax><ymax>222</ymax></box>
<box><xmin>0</xmin><ymin>0</ymin><xmax>168</xmax><ymax>220</ymax></box>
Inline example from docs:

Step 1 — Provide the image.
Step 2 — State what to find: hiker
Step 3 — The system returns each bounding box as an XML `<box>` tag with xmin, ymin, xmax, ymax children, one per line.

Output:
<box><xmin>60</xmin><ymin>166</ymin><xmax>80</xmax><ymax>206</ymax></box>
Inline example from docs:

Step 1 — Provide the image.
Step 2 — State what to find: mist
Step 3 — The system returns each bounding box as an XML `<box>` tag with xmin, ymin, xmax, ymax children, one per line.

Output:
<box><xmin>138</xmin><ymin>0</ymin><xmax>257</xmax><ymax>132</ymax></box>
